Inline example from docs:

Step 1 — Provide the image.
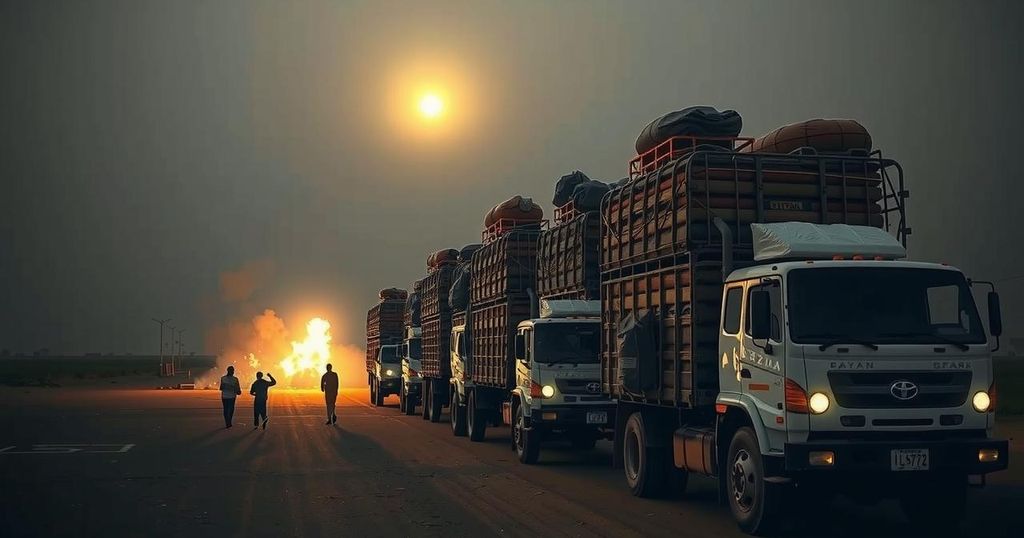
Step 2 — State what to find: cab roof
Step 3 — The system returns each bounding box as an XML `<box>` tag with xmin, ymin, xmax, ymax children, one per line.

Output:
<box><xmin>725</xmin><ymin>259</ymin><xmax>964</xmax><ymax>283</ymax></box>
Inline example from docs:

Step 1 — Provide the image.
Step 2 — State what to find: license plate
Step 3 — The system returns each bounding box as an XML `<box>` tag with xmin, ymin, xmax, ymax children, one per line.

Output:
<box><xmin>586</xmin><ymin>411</ymin><xmax>607</xmax><ymax>424</ymax></box>
<box><xmin>891</xmin><ymin>448</ymin><xmax>929</xmax><ymax>471</ymax></box>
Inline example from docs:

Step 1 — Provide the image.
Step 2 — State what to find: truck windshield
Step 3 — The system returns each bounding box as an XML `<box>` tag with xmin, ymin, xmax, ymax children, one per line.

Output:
<box><xmin>405</xmin><ymin>338</ymin><xmax>421</xmax><ymax>360</ymax></box>
<box><xmin>534</xmin><ymin>322</ymin><xmax>600</xmax><ymax>364</ymax></box>
<box><xmin>379</xmin><ymin>346</ymin><xmax>400</xmax><ymax>364</ymax></box>
<box><xmin>787</xmin><ymin>267</ymin><xmax>986</xmax><ymax>346</ymax></box>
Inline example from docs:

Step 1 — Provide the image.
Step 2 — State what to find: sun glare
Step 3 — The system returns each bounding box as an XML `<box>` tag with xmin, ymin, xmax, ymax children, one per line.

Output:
<box><xmin>419</xmin><ymin>93</ymin><xmax>444</xmax><ymax>118</ymax></box>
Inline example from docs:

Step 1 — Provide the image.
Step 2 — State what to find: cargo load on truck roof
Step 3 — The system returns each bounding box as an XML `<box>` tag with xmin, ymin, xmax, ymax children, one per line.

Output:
<box><xmin>449</xmin><ymin>262</ymin><xmax>472</xmax><ymax>313</ymax></box>
<box><xmin>635</xmin><ymin>106</ymin><xmax>743</xmax><ymax>155</ymax></box>
<box><xmin>427</xmin><ymin>248</ymin><xmax>459</xmax><ymax>271</ymax></box>
<box><xmin>602</xmin><ymin>116</ymin><xmax>909</xmax><ymax>409</ymax></box>
<box><xmin>604</xmin><ymin>141</ymin><xmax>908</xmax><ymax>272</ymax></box>
<box><xmin>378</xmin><ymin>287</ymin><xmax>408</xmax><ymax>301</ymax></box>
<box><xmin>458</xmin><ymin>243</ymin><xmax>482</xmax><ymax>263</ymax></box>
<box><xmin>482</xmin><ymin>196</ymin><xmax>545</xmax><ymax>243</ymax></box>
<box><xmin>751</xmin><ymin>222</ymin><xmax>906</xmax><ymax>262</ymax></box>
<box><xmin>743</xmin><ymin>118</ymin><xmax>872</xmax><ymax>155</ymax></box>
<box><xmin>537</xmin><ymin>212</ymin><xmax>601</xmax><ymax>300</ymax></box>
<box><xmin>366</xmin><ymin>297</ymin><xmax>406</xmax><ymax>372</ymax></box>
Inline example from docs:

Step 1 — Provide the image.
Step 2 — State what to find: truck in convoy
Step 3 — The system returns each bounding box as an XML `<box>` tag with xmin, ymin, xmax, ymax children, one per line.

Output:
<box><xmin>398</xmin><ymin>283</ymin><xmax>423</xmax><ymax>415</ymax></box>
<box><xmin>601</xmin><ymin>134</ymin><xmax>1008</xmax><ymax>533</ymax></box>
<box><xmin>365</xmin><ymin>289</ymin><xmax>407</xmax><ymax>406</ymax></box>
<box><xmin>420</xmin><ymin>250</ymin><xmax>459</xmax><ymax>422</ymax></box>
<box><xmin>451</xmin><ymin>205</ymin><xmax>616</xmax><ymax>463</ymax></box>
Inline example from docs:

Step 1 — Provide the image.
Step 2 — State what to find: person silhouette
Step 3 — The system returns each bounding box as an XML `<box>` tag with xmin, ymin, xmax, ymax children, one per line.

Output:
<box><xmin>321</xmin><ymin>364</ymin><xmax>339</xmax><ymax>425</ymax></box>
<box><xmin>219</xmin><ymin>365</ymin><xmax>242</xmax><ymax>428</ymax></box>
<box><xmin>249</xmin><ymin>372</ymin><xmax>276</xmax><ymax>430</ymax></box>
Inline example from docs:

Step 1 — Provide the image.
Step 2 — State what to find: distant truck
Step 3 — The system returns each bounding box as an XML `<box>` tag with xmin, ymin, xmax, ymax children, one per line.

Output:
<box><xmin>601</xmin><ymin>138</ymin><xmax>1008</xmax><ymax>533</ymax></box>
<box><xmin>419</xmin><ymin>252</ymin><xmax>459</xmax><ymax>422</ymax></box>
<box><xmin>451</xmin><ymin>220</ymin><xmax>615</xmax><ymax>464</ymax></box>
<box><xmin>365</xmin><ymin>289</ymin><xmax>406</xmax><ymax>406</ymax></box>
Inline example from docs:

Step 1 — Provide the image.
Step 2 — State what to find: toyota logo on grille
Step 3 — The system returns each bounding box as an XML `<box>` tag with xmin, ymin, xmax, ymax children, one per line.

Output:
<box><xmin>586</xmin><ymin>382</ymin><xmax>601</xmax><ymax>394</ymax></box>
<box><xmin>890</xmin><ymin>380</ymin><xmax>919</xmax><ymax>400</ymax></box>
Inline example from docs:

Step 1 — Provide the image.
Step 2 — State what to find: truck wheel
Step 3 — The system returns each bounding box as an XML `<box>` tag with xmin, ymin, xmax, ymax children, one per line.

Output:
<box><xmin>421</xmin><ymin>380</ymin><xmax>430</xmax><ymax>420</ymax></box>
<box><xmin>899</xmin><ymin>474</ymin><xmax>966</xmax><ymax>533</ymax></box>
<box><xmin>727</xmin><ymin>427</ymin><xmax>780</xmax><ymax>535</ymax></box>
<box><xmin>369</xmin><ymin>378</ymin><xmax>377</xmax><ymax>406</ymax></box>
<box><xmin>451</xmin><ymin>390</ymin><xmax>468</xmax><ymax>437</ymax></box>
<box><xmin>372</xmin><ymin>379</ymin><xmax>384</xmax><ymax>407</ymax></box>
<box><xmin>569</xmin><ymin>429</ymin><xmax>598</xmax><ymax>451</ymax></box>
<box><xmin>429</xmin><ymin>380</ymin><xmax>444</xmax><ymax>423</ymax></box>
<box><xmin>513</xmin><ymin>403</ymin><xmax>540</xmax><ymax>464</ymax></box>
<box><xmin>467</xmin><ymin>390</ymin><xmax>487</xmax><ymax>442</ymax></box>
<box><xmin>623</xmin><ymin>412</ymin><xmax>669</xmax><ymax>498</ymax></box>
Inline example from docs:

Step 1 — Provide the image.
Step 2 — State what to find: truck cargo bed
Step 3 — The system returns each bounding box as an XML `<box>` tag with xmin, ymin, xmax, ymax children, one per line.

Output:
<box><xmin>366</xmin><ymin>300</ymin><xmax>405</xmax><ymax>372</ymax></box>
<box><xmin>470</xmin><ymin>297</ymin><xmax>531</xmax><ymax>389</ymax></box>
<box><xmin>537</xmin><ymin>212</ymin><xmax>600</xmax><ymax>301</ymax></box>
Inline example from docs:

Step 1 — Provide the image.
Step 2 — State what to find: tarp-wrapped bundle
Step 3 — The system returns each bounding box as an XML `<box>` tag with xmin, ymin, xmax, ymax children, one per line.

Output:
<box><xmin>571</xmin><ymin>181</ymin><xmax>610</xmax><ymax>213</ymax></box>
<box><xmin>483</xmin><ymin>196</ymin><xmax>544</xmax><ymax>229</ymax></box>
<box><xmin>553</xmin><ymin>170</ymin><xmax>592</xmax><ymax>207</ymax></box>
<box><xmin>745</xmin><ymin>119</ymin><xmax>872</xmax><ymax>155</ymax></box>
<box><xmin>458</xmin><ymin>243</ymin><xmax>482</xmax><ymax>264</ymax></box>
<box><xmin>427</xmin><ymin>248</ymin><xmax>459</xmax><ymax>271</ymax></box>
<box><xmin>635</xmin><ymin>106</ymin><xmax>743</xmax><ymax>155</ymax></box>
<box><xmin>378</xmin><ymin>287</ymin><xmax>408</xmax><ymax>302</ymax></box>
<box><xmin>751</xmin><ymin>222</ymin><xmax>906</xmax><ymax>261</ymax></box>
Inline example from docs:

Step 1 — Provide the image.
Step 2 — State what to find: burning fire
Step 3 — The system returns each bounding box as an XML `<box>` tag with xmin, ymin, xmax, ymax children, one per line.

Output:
<box><xmin>278</xmin><ymin>317</ymin><xmax>332</xmax><ymax>378</ymax></box>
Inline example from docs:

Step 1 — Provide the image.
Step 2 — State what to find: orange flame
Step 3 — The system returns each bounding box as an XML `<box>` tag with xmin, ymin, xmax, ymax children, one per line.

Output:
<box><xmin>277</xmin><ymin>317</ymin><xmax>332</xmax><ymax>380</ymax></box>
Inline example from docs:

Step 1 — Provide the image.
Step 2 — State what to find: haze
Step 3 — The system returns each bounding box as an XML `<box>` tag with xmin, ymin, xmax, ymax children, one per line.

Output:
<box><xmin>1</xmin><ymin>0</ymin><xmax>1021</xmax><ymax>357</ymax></box>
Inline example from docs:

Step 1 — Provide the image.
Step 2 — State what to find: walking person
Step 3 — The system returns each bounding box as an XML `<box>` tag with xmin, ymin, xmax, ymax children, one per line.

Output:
<box><xmin>250</xmin><ymin>371</ymin><xmax>277</xmax><ymax>430</ymax></box>
<box><xmin>321</xmin><ymin>363</ymin><xmax>339</xmax><ymax>425</ymax></box>
<box><xmin>219</xmin><ymin>366</ymin><xmax>242</xmax><ymax>428</ymax></box>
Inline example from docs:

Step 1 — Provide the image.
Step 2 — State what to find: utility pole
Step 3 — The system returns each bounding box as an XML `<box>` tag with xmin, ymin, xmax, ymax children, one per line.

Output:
<box><xmin>152</xmin><ymin>318</ymin><xmax>171</xmax><ymax>376</ymax></box>
<box><xmin>176</xmin><ymin>328</ymin><xmax>186</xmax><ymax>373</ymax></box>
<box><xmin>169</xmin><ymin>325</ymin><xmax>176</xmax><ymax>376</ymax></box>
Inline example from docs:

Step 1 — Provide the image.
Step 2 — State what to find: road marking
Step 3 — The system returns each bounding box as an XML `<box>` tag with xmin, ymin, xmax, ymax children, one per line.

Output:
<box><xmin>0</xmin><ymin>443</ymin><xmax>135</xmax><ymax>454</ymax></box>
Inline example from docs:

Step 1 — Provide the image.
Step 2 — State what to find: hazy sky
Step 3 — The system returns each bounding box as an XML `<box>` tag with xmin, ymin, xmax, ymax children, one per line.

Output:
<box><xmin>1</xmin><ymin>0</ymin><xmax>1022</xmax><ymax>355</ymax></box>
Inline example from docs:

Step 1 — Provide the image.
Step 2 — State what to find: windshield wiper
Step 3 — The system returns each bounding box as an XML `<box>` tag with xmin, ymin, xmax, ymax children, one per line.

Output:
<box><xmin>879</xmin><ymin>332</ymin><xmax>970</xmax><ymax>351</ymax></box>
<box><xmin>802</xmin><ymin>334</ymin><xmax>879</xmax><ymax>352</ymax></box>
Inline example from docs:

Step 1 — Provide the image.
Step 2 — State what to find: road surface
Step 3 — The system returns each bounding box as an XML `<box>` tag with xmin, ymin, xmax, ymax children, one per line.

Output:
<box><xmin>0</xmin><ymin>387</ymin><xmax>1019</xmax><ymax>537</ymax></box>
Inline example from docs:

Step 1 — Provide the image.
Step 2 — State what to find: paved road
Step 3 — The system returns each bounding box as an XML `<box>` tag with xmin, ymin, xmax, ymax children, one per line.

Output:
<box><xmin>0</xmin><ymin>387</ymin><xmax>1020</xmax><ymax>537</ymax></box>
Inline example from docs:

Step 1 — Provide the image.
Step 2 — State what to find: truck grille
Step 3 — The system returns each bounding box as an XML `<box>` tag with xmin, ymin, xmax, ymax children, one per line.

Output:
<box><xmin>827</xmin><ymin>371</ymin><xmax>971</xmax><ymax>409</ymax></box>
<box><xmin>555</xmin><ymin>378</ymin><xmax>604</xmax><ymax>396</ymax></box>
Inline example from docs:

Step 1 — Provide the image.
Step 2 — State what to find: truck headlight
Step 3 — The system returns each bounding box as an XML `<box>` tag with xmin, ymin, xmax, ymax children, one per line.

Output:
<box><xmin>541</xmin><ymin>385</ymin><xmax>555</xmax><ymax>398</ymax></box>
<box><xmin>808</xmin><ymin>392</ymin><xmax>830</xmax><ymax>414</ymax></box>
<box><xmin>972</xmin><ymin>391</ymin><xmax>991</xmax><ymax>412</ymax></box>
<box><xmin>385</xmin><ymin>369</ymin><xmax>394</xmax><ymax>377</ymax></box>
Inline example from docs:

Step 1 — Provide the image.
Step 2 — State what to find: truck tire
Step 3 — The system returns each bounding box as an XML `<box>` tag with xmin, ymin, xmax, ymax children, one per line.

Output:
<box><xmin>429</xmin><ymin>380</ymin><xmax>444</xmax><ymax>423</ymax></box>
<box><xmin>369</xmin><ymin>378</ymin><xmax>377</xmax><ymax>406</ymax></box>
<box><xmin>467</xmin><ymin>390</ymin><xmax>487</xmax><ymax>442</ymax></box>
<box><xmin>513</xmin><ymin>403</ymin><xmax>540</xmax><ymax>464</ymax></box>
<box><xmin>899</xmin><ymin>474</ymin><xmax>966</xmax><ymax>533</ymax></box>
<box><xmin>623</xmin><ymin>412</ymin><xmax>669</xmax><ymax>498</ymax></box>
<box><xmin>421</xmin><ymin>380</ymin><xmax>430</xmax><ymax>420</ymax></box>
<box><xmin>403</xmin><ymin>385</ymin><xmax>417</xmax><ymax>415</ymax></box>
<box><xmin>372</xmin><ymin>379</ymin><xmax>384</xmax><ymax>407</ymax></box>
<box><xmin>726</xmin><ymin>427</ymin><xmax>780</xmax><ymax>535</ymax></box>
<box><xmin>451</xmin><ymin>389</ymin><xmax>468</xmax><ymax>437</ymax></box>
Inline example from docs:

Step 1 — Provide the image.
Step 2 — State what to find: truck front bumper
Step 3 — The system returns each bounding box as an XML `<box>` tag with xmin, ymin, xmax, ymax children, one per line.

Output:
<box><xmin>379</xmin><ymin>378</ymin><xmax>401</xmax><ymax>393</ymax></box>
<box><xmin>530</xmin><ymin>404</ymin><xmax>616</xmax><ymax>428</ymax></box>
<box><xmin>784</xmin><ymin>437</ymin><xmax>1008</xmax><ymax>474</ymax></box>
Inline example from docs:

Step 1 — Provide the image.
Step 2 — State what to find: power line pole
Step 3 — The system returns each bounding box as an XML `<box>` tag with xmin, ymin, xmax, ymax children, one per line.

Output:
<box><xmin>152</xmin><ymin>318</ymin><xmax>171</xmax><ymax>376</ymax></box>
<box><xmin>176</xmin><ymin>328</ymin><xmax>186</xmax><ymax>373</ymax></box>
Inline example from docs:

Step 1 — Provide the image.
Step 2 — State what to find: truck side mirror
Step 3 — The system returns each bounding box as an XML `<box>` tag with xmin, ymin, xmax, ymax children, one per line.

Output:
<box><xmin>750</xmin><ymin>290</ymin><xmax>772</xmax><ymax>341</ymax></box>
<box><xmin>988</xmin><ymin>291</ymin><xmax>1003</xmax><ymax>337</ymax></box>
<box><xmin>515</xmin><ymin>334</ymin><xmax>527</xmax><ymax>363</ymax></box>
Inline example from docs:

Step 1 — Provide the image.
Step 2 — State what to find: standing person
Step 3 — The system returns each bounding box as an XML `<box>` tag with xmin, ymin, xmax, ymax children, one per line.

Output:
<box><xmin>219</xmin><ymin>366</ymin><xmax>242</xmax><ymax>428</ymax></box>
<box><xmin>250</xmin><ymin>371</ymin><xmax>276</xmax><ymax>430</ymax></box>
<box><xmin>321</xmin><ymin>364</ymin><xmax>339</xmax><ymax>425</ymax></box>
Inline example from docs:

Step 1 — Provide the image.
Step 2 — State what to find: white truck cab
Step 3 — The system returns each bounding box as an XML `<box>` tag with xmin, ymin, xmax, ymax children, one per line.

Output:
<box><xmin>399</xmin><ymin>327</ymin><xmax>422</xmax><ymax>415</ymax></box>
<box><xmin>370</xmin><ymin>343</ymin><xmax>402</xmax><ymax>407</ymax></box>
<box><xmin>449</xmin><ymin>321</ymin><xmax>473</xmax><ymax>436</ymax></box>
<box><xmin>506</xmin><ymin>300</ymin><xmax>616</xmax><ymax>463</ymax></box>
<box><xmin>699</xmin><ymin>223</ymin><xmax>1007</xmax><ymax>533</ymax></box>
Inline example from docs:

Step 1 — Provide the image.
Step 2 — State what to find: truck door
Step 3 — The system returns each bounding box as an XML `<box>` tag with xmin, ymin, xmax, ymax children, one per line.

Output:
<box><xmin>718</xmin><ymin>285</ymin><xmax>746</xmax><ymax>398</ymax></box>
<box><xmin>741</xmin><ymin>279</ymin><xmax>785</xmax><ymax>431</ymax></box>
<box><xmin>515</xmin><ymin>327</ymin><xmax>532</xmax><ymax>397</ymax></box>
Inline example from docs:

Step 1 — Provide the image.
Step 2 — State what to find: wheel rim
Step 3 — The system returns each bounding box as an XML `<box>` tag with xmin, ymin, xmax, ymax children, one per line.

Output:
<box><xmin>513</xmin><ymin>408</ymin><xmax>524</xmax><ymax>453</ymax></box>
<box><xmin>731</xmin><ymin>448</ymin><xmax>756</xmax><ymax>513</ymax></box>
<box><xmin>624</xmin><ymin>428</ymin><xmax>641</xmax><ymax>483</ymax></box>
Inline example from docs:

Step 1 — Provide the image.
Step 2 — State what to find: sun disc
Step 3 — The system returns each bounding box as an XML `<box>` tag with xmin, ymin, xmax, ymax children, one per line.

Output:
<box><xmin>419</xmin><ymin>94</ymin><xmax>443</xmax><ymax>118</ymax></box>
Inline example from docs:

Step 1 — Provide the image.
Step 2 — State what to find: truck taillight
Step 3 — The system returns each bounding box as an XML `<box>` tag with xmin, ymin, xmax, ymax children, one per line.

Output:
<box><xmin>785</xmin><ymin>378</ymin><xmax>809</xmax><ymax>414</ymax></box>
